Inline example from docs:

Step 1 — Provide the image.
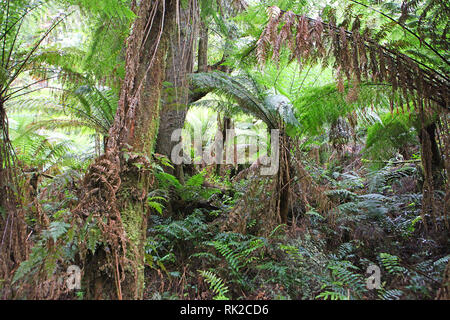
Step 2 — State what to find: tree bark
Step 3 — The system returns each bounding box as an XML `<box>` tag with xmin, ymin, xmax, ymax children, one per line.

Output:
<box><xmin>0</xmin><ymin>101</ymin><xmax>29</xmax><ymax>299</ymax></box>
<box><xmin>79</xmin><ymin>0</ymin><xmax>177</xmax><ymax>300</ymax></box>
<box><xmin>419</xmin><ymin>122</ymin><xmax>443</xmax><ymax>186</ymax></box>
<box><xmin>155</xmin><ymin>3</ymin><xmax>198</xmax><ymax>182</ymax></box>
<box><xmin>198</xmin><ymin>22</ymin><xmax>209</xmax><ymax>73</ymax></box>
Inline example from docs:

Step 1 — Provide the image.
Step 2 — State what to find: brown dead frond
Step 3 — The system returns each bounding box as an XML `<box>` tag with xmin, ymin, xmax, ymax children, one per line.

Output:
<box><xmin>256</xmin><ymin>7</ymin><xmax>449</xmax><ymax>113</ymax></box>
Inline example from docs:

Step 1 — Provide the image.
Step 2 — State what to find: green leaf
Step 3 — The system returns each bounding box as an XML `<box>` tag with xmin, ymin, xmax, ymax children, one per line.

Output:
<box><xmin>43</xmin><ymin>221</ymin><xmax>70</xmax><ymax>242</ymax></box>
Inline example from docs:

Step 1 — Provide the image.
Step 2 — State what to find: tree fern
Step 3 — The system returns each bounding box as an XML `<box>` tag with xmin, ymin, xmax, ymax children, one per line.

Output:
<box><xmin>364</xmin><ymin>112</ymin><xmax>418</xmax><ymax>162</ymax></box>
<box><xmin>189</xmin><ymin>71</ymin><xmax>299</xmax><ymax>130</ymax></box>
<box><xmin>8</xmin><ymin>83</ymin><xmax>118</xmax><ymax>155</ymax></box>
<box><xmin>9</xmin><ymin>116</ymin><xmax>87</xmax><ymax>172</ymax></box>
<box><xmin>294</xmin><ymin>82</ymin><xmax>391</xmax><ymax>136</ymax></box>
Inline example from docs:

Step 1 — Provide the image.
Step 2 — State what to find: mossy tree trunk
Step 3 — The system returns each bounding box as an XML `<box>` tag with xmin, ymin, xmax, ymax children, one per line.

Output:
<box><xmin>80</xmin><ymin>0</ymin><xmax>177</xmax><ymax>300</ymax></box>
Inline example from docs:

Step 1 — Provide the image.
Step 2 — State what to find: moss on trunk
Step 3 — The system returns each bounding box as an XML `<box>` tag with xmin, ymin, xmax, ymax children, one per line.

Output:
<box><xmin>81</xmin><ymin>0</ymin><xmax>177</xmax><ymax>300</ymax></box>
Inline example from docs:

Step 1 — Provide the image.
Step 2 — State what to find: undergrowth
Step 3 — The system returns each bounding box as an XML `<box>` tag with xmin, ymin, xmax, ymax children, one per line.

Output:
<box><xmin>142</xmin><ymin>159</ymin><xmax>448</xmax><ymax>300</ymax></box>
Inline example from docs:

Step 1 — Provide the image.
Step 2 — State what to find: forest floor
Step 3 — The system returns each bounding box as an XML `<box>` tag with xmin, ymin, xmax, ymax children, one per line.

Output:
<box><xmin>141</xmin><ymin>148</ymin><xmax>449</xmax><ymax>300</ymax></box>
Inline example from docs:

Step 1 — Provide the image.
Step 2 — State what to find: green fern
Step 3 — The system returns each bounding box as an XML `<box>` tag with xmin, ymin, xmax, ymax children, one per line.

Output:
<box><xmin>189</xmin><ymin>71</ymin><xmax>300</xmax><ymax>130</ymax></box>
<box><xmin>316</xmin><ymin>289</ymin><xmax>349</xmax><ymax>300</ymax></box>
<box><xmin>294</xmin><ymin>82</ymin><xmax>390</xmax><ymax>137</ymax></box>
<box><xmin>318</xmin><ymin>259</ymin><xmax>368</xmax><ymax>300</ymax></box>
<box><xmin>147</xmin><ymin>195</ymin><xmax>167</xmax><ymax>215</ymax></box>
<box><xmin>364</xmin><ymin>112</ymin><xmax>418</xmax><ymax>163</ymax></box>
<box><xmin>198</xmin><ymin>270</ymin><xmax>230</xmax><ymax>300</ymax></box>
<box><xmin>377</xmin><ymin>288</ymin><xmax>403</xmax><ymax>300</ymax></box>
<box><xmin>10</xmin><ymin>116</ymin><xmax>89</xmax><ymax>172</ymax></box>
<box><xmin>208</xmin><ymin>238</ymin><xmax>264</xmax><ymax>274</ymax></box>
<box><xmin>208</xmin><ymin>240</ymin><xmax>243</xmax><ymax>273</ymax></box>
<box><xmin>379</xmin><ymin>253</ymin><xmax>408</xmax><ymax>276</ymax></box>
<box><xmin>433</xmin><ymin>255</ymin><xmax>450</xmax><ymax>269</ymax></box>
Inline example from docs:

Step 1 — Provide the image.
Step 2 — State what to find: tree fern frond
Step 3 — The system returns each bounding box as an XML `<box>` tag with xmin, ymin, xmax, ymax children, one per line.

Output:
<box><xmin>190</xmin><ymin>71</ymin><xmax>276</xmax><ymax>128</ymax></box>
<box><xmin>190</xmin><ymin>71</ymin><xmax>301</xmax><ymax>130</ymax></box>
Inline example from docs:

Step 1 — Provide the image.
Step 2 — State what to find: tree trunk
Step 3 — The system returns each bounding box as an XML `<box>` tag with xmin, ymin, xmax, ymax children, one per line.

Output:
<box><xmin>155</xmin><ymin>3</ymin><xmax>198</xmax><ymax>183</ymax></box>
<box><xmin>423</xmin><ymin>122</ymin><xmax>443</xmax><ymax>182</ymax></box>
<box><xmin>218</xmin><ymin>114</ymin><xmax>232</xmax><ymax>175</ymax></box>
<box><xmin>0</xmin><ymin>101</ymin><xmax>29</xmax><ymax>299</ymax></box>
<box><xmin>198</xmin><ymin>22</ymin><xmax>209</xmax><ymax>73</ymax></box>
<box><xmin>78</xmin><ymin>0</ymin><xmax>177</xmax><ymax>300</ymax></box>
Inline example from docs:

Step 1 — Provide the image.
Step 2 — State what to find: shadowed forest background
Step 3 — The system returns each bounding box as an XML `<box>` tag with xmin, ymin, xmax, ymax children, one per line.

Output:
<box><xmin>0</xmin><ymin>0</ymin><xmax>449</xmax><ymax>300</ymax></box>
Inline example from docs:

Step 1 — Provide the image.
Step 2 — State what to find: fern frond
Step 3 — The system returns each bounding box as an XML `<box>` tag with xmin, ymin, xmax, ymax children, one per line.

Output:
<box><xmin>198</xmin><ymin>270</ymin><xmax>230</xmax><ymax>300</ymax></box>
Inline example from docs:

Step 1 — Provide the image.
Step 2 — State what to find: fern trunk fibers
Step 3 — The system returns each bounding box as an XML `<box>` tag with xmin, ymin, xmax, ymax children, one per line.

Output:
<box><xmin>419</xmin><ymin>122</ymin><xmax>443</xmax><ymax>185</ymax></box>
<box><xmin>155</xmin><ymin>3</ymin><xmax>198</xmax><ymax>182</ymax></box>
<box><xmin>79</xmin><ymin>0</ymin><xmax>176</xmax><ymax>299</ymax></box>
<box><xmin>218</xmin><ymin>115</ymin><xmax>232</xmax><ymax>175</ymax></box>
<box><xmin>278</xmin><ymin>132</ymin><xmax>291</xmax><ymax>225</ymax></box>
<box><xmin>418</xmin><ymin>119</ymin><xmax>444</xmax><ymax>232</ymax></box>
<box><xmin>0</xmin><ymin>100</ymin><xmax>29</xmax><ymax>299</ymax></box>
